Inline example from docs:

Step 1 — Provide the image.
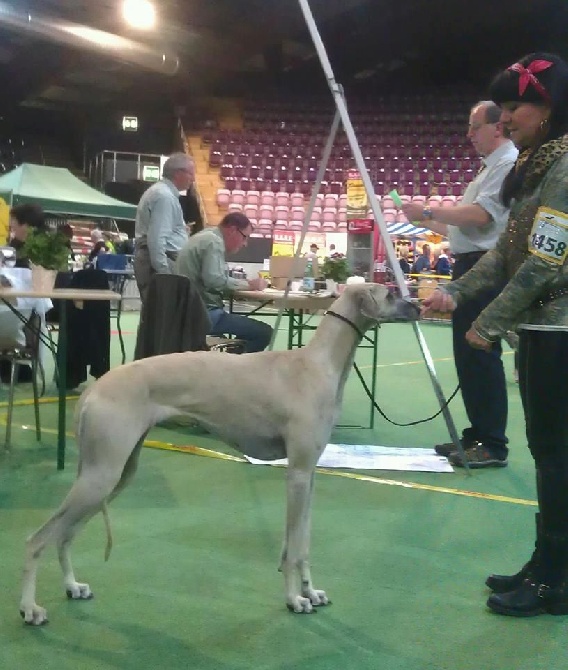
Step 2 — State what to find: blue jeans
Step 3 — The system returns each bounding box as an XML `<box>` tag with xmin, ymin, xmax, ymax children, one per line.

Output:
<box><xmin>451</xmin><ymin>253</ymin><xmax>508</xmax><ymax>457</ymax></box>
<box><xmin>208</xmin><ymin>308</ymin><xmax>272</xmax><ymax>353</ymax></box>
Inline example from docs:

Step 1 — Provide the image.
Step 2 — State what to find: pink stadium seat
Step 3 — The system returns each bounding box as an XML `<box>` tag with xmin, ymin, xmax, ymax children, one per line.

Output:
<box><xmin>322</xmin><ymin>207</ymin><xmax>336</xmax><ymax>223</ymax></box>
<box><xmin>255</xmin><ymin>219</ymin><xmax>274</xmax><ymax>234</ymax></box>
<box><xmin>382</xmin><ymin>196</ymin><xmax>394</xmax><ymax>209</ymax></box>
<box><xmin>323</xmin><ymin>193</ymin><xmax>338</xmax><ymax>208</ymax></box>
<box><xmin>228</xmin><ymin>203</ymin><xmax>243</xmax><ymax>213</ymax></box>
<box><xmin>216</xmin><ymin>188</ymin><xmax>230</xmax><ymax>208</ymax></box>
<box><xmin>308</xmin><ymin>206</ymin><xmax>322</xmax><ymax>221</ymax></box>
<box><xmin>260</xmin><ymin>191</ymin><xmax>274</xmax><ymax>206</ymax></box>
<box><xmin>290</xmin><ymin>192</ymin><xmax>304</xmax><ymax>208</ymax></box>
<box><xmin>308</xmin><ymin>221</ymin><xmax>322</xmax><ymax>231</ymax></box>
<box><xmin>259</xmin><ymin>204</ymin><xmax>274</xmax><ymax>220</ymax></box>
<box><xmin>291</xmin><ymin>206</ymin><xmax>305</xmax><ymax>222</ymax></box>
<box><xmin>321</xmin><ymin>221</ymin><xmax>337</xmax><ymax>232</ymax></box>
<box><xmin>275</xmin><ymin>191</ymin><xmax>289</xmax><ymax>206</ymax></box>
<box><xmin>275</xmin><ymin>205</ymin><xmax>289</xmax><ymax>221</ymax></box>
<box><xmin>244</xmin><ymin>204</ymin><xmax>258</xmax><ymax>218</ymax></box>
<box><xmin>231</xmin><ymin>189</ymin><xmax>246</xmax><ymax>206</ymax></box>
<box><xmin>246</xmin><ymin>190</ymin><xmax>260</xmax><ymax>206</ymax></box>
<box><xmin>338</xmin><ymin>208</ymin><xmax>347</xmax><ymax>223</ymax></box>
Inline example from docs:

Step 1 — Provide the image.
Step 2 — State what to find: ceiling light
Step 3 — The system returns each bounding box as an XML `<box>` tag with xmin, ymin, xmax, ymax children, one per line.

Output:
<box><xmin>122</xmin><ymin>0</ymin><xmax>156</xmax><ymax>30</ymax></box>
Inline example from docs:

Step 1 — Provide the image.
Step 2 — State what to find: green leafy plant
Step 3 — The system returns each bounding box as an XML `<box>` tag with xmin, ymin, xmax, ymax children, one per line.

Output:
<box><xmin>321</xmin><ymin>253</ymin><xmax>350</xmax><ymax>283</ymax></box>
<box><xmin>22</xmin><ymin>228</ymin><xmax>70</xmax><ymax>270</ymax></box>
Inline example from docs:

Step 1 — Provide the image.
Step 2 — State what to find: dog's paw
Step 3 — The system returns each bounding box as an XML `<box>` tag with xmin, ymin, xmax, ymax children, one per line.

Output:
<box><xmin>286</xmin><ymin>596</ymin><xmax>318</xmax><ymax>614</ymax></box>
<box><xmin>303</xmin><ymin>588</ymin><xmax>330</xmax><ymax>607</ymax></box>
<box><xmin>20</xmin><ymin>603</ymin><xmax>48</xmax><ymax>626</ymax></box>
<box><xmin>65</xmin><ymin>582</ymin><xmax>93</xmax><ymax>600</ymax></box>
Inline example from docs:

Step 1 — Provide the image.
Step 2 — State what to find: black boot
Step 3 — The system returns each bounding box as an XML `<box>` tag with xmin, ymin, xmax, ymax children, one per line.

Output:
<box><xmin>487</xmin><ymin>532</ymin><xmax>568</xmax><ymax>617</ymax></box>
<box><xmin>486</xmin><ymin>513</ymin><xmax>541</xmax><ymax>593</ymax></box>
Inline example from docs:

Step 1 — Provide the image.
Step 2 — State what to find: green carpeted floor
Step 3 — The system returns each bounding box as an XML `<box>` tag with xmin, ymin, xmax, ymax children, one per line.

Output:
<box><xmin>1</xmin><ymin>311</ymin><xmax>567</xmax><ymax>670</ymax></box>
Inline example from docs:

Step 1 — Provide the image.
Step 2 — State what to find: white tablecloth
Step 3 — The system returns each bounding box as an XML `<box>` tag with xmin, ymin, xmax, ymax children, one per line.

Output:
<box><xmin>0</xmin><ymin>267</ymin><xmax>53</xmax><ymax>352</ymax></box>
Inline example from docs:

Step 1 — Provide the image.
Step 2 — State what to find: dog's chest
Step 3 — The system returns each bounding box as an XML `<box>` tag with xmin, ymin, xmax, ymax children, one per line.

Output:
<box><xmin>235</xmin><ymin>434</ymin><xmax>286</xmax><ymax>461</ymax></box>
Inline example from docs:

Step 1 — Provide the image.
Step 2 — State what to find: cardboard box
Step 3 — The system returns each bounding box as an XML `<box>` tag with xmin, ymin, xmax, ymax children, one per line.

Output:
<box><xmin>269</xmin><ymin>255</ymin><xmax>311</xmax><ymax>289</ymax></box>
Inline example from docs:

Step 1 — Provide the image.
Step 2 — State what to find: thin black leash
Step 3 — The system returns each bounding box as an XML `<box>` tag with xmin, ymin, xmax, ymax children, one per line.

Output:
<box><xmin>326</xmin><ymin>310</ymin><xmax>460</xmax><ymax>427</ymax></box>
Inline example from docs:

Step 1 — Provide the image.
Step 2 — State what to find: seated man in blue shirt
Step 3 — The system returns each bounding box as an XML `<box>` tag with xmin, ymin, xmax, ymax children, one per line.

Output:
<box><xmin>176</xmin><ymin>212</ymin><xmax>273</xmax><ymax>353</ymax></box>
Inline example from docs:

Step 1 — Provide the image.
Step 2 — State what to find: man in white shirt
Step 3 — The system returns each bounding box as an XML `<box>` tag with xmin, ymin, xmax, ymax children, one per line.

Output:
<box><xmin>402</xmin><ymin>101</ymin><xmax>519</xmax><ymax>468</ymax></box>
<box><xmin>133</xmin><ymin>153</ymin><xmax>195</xmax><ymax>303</ymax></box>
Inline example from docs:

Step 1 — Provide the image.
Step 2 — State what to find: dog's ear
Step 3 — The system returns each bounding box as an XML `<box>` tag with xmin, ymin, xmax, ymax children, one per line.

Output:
<box><xmin>359</xmin><ymin>284</ymin><xmax>388</xmax><ymax>320</ymax></box>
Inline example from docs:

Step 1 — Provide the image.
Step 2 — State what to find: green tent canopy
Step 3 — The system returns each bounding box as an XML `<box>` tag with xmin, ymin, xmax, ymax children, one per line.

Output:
<box><xmin>0</xmin><ymin>163</ymin><xmax>137</xmax><ymax>220</ymax></box>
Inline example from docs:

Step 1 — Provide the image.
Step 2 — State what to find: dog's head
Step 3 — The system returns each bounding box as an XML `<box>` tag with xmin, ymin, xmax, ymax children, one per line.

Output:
<box><xmin>340</xmin><ymin>283</ymin><xmax>420</xmax><ymax>328</ymax></box>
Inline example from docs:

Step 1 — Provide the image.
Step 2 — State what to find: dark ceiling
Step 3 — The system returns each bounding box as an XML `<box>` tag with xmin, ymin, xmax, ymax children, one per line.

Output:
<box><xmin>0</xmin><ymin>0</ymin><xmax>565</xmax><ymax>117</ymax></box>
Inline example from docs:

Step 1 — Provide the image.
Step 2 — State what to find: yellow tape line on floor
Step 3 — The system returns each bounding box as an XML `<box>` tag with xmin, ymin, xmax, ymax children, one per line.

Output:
<box><xmin>1</xmin><ymin>396</ymin><xmax>535</xmax><ymax>507</ymax></box>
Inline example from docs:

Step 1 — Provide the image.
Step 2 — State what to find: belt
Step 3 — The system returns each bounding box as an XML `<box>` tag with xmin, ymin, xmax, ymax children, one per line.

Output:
<box><xmin>135</xmin><ymin>240</ymin><xmax>178</xmax><ymax>262</ymax></box>
<box><xmin>533</xmin><ymin>286</ymin><xmax>568</xmax><ymax>309</ymax></box>
<box><xmin>453</xmin><ymin>251</ymin><xmax>487</xmax><ymax>261</ymax></box>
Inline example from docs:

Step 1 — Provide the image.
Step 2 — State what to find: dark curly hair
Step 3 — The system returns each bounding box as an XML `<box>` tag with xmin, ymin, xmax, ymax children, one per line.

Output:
<box><xmin>488</xmin><ymin>52</ymin><xmax>568</xmax><ymax>205</ymax></box>
<box><xmin>10</xmin><ymin>203</ymin><xmax>46</xmax><ymax>231</ymax></box>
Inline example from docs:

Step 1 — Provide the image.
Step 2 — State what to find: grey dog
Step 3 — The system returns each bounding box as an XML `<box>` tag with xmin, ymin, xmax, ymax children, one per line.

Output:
<box><xmin>20</xmin><ymin>283</ymin><xmax>418</xmax><ymax>625</ymax></box>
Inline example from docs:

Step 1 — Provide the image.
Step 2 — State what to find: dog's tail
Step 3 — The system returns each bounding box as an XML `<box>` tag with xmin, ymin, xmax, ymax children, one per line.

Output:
<box><xmin>102</xmin><ymin>501</ymin><xmax>113</xmax><ymax>561</ymax></box>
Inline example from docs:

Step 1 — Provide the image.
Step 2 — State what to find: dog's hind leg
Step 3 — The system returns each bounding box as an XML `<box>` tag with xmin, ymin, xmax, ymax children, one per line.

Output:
<box><xmin>20</xmin><ymin>469</ymin><xmax>121</xmax><ymax>626</ymax></box>
<box><xmin>57</xmin><ymin>435</ymin><xmax>148</xmax><ymax>606</ymax></box>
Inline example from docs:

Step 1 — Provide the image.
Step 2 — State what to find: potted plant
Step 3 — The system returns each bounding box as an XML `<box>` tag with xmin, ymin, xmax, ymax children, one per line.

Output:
<box><xmin>23</xmin><ymin>228</ymin><xmax>70</xmax><ymax>290</ymax></box>
<box><xmin>321</xmin><ymin>253</ymin><xmax>350</xmax><ymax>293</ymax></box>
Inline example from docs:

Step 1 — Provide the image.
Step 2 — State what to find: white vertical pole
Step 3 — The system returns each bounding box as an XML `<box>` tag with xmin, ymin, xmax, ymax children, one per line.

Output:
<box><xmin>297</xmin><ymin>0</ymin><xmax>468</xmax><ymax>470</ymax></box>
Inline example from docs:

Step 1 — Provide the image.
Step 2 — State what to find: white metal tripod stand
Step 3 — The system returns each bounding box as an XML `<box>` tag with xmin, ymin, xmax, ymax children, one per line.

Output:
<box><xmin>285</xmin><ymin>0</ymin><xmax>470</xmax><ymax>471</ymax></box>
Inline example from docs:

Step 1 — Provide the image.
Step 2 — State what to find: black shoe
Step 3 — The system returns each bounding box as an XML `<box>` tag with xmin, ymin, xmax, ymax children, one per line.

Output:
<box><xmin>434</xmin><ymin>438</ymin><xmax>472</xmax><ymax>457</ymax></box>
<box><xmin>486</xmin><ymin>563</ymin><xmax>532</xmax><ymax>593</ymax></box>
<box><xmin>487</xmin><ymin>579</ymin><xmax>568</xmax><ymax>617</ymax></box>
<box><xmin>448</xmin><ymin>443</ymin><xmax>508</xmax><ymax>469</ymax></box>
<box><xmin>486</xmin><ymin>513</ymin><xmax>541</xmax><ymax>593</ymax></box>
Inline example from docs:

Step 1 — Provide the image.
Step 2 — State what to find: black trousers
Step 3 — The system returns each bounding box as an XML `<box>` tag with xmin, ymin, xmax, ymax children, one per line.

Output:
<box><xmin>451</xmin><ymin>252</ymin><xmax>508</xmax><ymax>455</ymax></box>
<box><xmin>519</xmin><ymin>330</ymin><xmax>568</xmax><ymax>535</ymax></box>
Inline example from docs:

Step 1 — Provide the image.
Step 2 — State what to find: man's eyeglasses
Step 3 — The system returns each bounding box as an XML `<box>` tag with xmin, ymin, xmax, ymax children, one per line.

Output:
<box><xmin>236</xmin><ymin>228</ymin><xmax>249</xmax><ymax>241</ymax></box>
<box><xmin>468</xmin><ymin>122</ymin><xmax>499</xmax><ymax>132</ymax></box>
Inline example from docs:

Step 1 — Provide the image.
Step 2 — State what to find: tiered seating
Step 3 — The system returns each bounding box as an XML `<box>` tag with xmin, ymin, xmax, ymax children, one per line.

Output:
<box><xmin>206</xmin><ymin>93</ymin><xmax>475</xmax><ymax>233</ymax></box>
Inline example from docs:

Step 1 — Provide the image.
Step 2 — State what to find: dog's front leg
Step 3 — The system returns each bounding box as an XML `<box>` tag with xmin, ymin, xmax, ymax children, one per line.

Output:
<box><xmin>283</xmin><ymin>467</ymin><xmax>329</xmax><ymax>613</ymax></box>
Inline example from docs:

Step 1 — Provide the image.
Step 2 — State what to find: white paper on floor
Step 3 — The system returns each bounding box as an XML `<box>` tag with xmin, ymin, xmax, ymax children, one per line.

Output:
<box><xmin>245</xmin><ymin>443</ymin><xmax>454</xmax><ymax>473</ymax></box>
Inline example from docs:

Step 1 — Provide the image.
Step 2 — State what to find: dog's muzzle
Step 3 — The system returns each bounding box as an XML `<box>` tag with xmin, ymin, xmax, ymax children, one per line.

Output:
<box><xmin>394</xmin><ymin>298</ymin><xmax>421</xmax><ymax>322</ymax></box>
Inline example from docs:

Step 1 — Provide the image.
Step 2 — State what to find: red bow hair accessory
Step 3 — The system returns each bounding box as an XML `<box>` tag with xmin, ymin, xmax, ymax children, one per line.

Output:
<box><xmin>508</xmin><ymin>60</ymin><xmax>554</xmax><ymax>102</ymax></box>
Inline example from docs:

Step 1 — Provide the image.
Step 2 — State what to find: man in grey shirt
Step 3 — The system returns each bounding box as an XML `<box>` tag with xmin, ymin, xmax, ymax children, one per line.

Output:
<box><xmin>133</xmin><ymin>152</ymin><xmax>194</xmax><ymax>303</ymax></box>
<box><xmin>176</xmin><ymin>212</ymin><xmax>273</xmax><ymax>353</ymax></box>
<box><xmin>402</xmin><ymin>101</ymin><xmax>519</xmax><ymax>468</ymax></box>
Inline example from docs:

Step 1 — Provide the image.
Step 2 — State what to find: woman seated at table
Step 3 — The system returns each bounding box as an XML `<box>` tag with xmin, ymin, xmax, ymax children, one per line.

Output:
<box><xmin>0</xmin><ymin>266</ymin><xmax>53</xmax><ymax>382</ymax></box>
<box><xmin>8</xmin><ymin>204</ymin><xmax>46</xmax><ymax>268</ymax></box>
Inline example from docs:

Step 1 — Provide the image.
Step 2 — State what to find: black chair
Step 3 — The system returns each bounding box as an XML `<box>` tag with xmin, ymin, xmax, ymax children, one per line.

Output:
<box><xmin>135</xmin><ymin>274</ymin><xmax>245</xmax><ymax>360</ymax></box>
<box><xmin>47</xmin><ymin>269</ymin><xmax>113</xmax><ymax>389</ymax></box>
